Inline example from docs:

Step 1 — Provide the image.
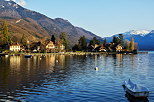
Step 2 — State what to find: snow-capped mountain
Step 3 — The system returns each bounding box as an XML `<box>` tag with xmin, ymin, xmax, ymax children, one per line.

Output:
<box><xmin>106</xmin><ymin>30</ymin><xmax>154</xmax><ymax>51</ymax></box>
<box><xmin>122</xmin><ymin>30</ymin><xmax>151</xmax><ymax>36</ymax></box>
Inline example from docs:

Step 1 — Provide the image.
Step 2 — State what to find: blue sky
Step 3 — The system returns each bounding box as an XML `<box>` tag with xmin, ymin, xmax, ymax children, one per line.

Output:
<box><xmin>20</xmin><ymin>0</ymin><xmax>154</xmax><ymax>37</ymax></box>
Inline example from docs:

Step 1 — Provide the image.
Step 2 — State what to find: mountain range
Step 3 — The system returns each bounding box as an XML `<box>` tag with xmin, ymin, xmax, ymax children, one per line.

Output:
<box><xmin>0</xmin><ymin>0</ymin><xmax>102</xmax><ymax>46</ymax></box>
<box><xmin>106</xmin><ymin>30</ymin><xmax>154</xmax><ymax>51</ymax></box>
<box><xmin>0</xmin><ymin>0</ymin><xmax>154</xmax><ymax>50</ymax></box>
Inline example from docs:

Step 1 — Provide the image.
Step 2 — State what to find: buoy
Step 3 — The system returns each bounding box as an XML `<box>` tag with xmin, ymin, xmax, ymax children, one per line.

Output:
<box><xmin>95</xmin><ymin>67</ymin><xmax>99</xmax><ymax>71</ymax></box>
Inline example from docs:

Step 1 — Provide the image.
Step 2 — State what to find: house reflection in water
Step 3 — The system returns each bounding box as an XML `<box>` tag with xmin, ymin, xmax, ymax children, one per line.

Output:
<box><xmin>131</xmin><ymin>54</ymin><xmax>135</xmax><ymax>68</ymax></box>
<box><xmin>46</xmin><ymin>55</ymin><xmax>55</xmax><ymax>64</ymax></box>
<box><xmin>9</xmin><ymin>56</ymin><xmax>21</xmax><ymax>72</ymax></box>
<box><xmin>48</xmin><ymin>55</ymin><xmax>66</xmax><ymax>72</ymax></box>
<box><xmin>57</xmin><ymin>55</ymin><xmax>66</xmax><ymax>70</ymax></box>
<box><xmin>116</xmin><ymin>54</ymin><xmax>123</xmax><ymax>67</ymax></box>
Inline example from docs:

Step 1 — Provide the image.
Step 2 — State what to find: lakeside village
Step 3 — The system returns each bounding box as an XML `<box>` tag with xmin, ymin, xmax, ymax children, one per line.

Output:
<box><xmin>0</xmin><ymin>21</ymin><xmax>137</xmax><ymax>55</ymax></box>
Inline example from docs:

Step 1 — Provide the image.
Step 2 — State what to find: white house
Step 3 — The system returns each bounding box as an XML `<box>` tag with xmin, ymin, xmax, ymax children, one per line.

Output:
<box><xmin>10</xmin><ymin>44</ymin><xmax>21</xmax><ymax>52</ymax></box>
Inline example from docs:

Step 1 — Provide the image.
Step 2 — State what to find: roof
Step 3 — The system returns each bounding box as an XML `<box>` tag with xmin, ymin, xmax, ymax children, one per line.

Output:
<box><xmin>10</xmin><ymin>43</ymin><xmax>21</xmax><ymax>46</ymax></box>
<box><xmin>116</xmin><ymin>44</ymin><xmax>123</xmax><ymax>48</ymax></box>
<box><xmin>46</xmin><ymin>41</ymin><xmax>54</xmax><ymax>45</ymax></box>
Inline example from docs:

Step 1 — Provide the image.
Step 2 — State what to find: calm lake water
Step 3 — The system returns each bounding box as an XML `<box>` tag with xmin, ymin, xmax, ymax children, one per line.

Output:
<box><xmin>0</xmin><ymin>53</ymin><xmax>154</xmax><ymax>102</ymax></box>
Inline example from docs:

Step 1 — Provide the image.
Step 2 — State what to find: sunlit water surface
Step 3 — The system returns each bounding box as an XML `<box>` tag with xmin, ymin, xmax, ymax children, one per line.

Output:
<box><xmin>0</xmin><ymin>53</ymin><xmax>154</xmax><ymax>102</ymax></box>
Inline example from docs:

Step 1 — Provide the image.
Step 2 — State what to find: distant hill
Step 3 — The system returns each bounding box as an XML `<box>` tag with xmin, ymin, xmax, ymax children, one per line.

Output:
<box><xmin>0</xmin><ymin>0</ymin><xmax>102</xmax><ymax>46</ymax></box>
<box><xmin>0</xmin><ymin>18</ymin><xmax>49</xmax><ymax>42</ymax></box>
<box><xmin>106</xmin><ymin>30</ymin><xmax>154</xmax><ymax>51</ymax></box>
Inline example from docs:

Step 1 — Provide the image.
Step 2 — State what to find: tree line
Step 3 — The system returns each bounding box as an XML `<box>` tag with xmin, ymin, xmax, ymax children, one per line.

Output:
<box><xmin>0</xmin><ymin>21</ymin><xmax>71</xmax><ymax>51</ymax></box>
<box><xmin>0</xmin><ymin>21</ymin><xmax>137</xmax><ymax>52</ymax></box>
<box><xmin>72</xmin><ymin>34</ymin><xmax>137</xmax><ymax>52</ymax></box>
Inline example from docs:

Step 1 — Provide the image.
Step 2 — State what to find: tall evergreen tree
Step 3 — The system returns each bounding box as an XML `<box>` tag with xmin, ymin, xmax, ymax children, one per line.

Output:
<box><xmin>129</xmin><ymin>37</ymin><xmax>135</xmax><ymax>51</ymax></box>
<box><xmin>78</xmin><ymin>36</ymin><xmax>87</xmax><ymax>51</ymax></box>
<box><xmin>103</xmin><ymin>38</ymin><xmax>107</xmax><ymax>47</ymax></box>
<box><xmin>1</xmin><ymin>21</ymin><xmax>10</xmax><ymax>44</ymax></box>
<box><xmin>51</xmin><ymin>35</ymin><xmax>56</xmax><ymax>44</ymax></box>
<box><xmin>112</xmin><ymin>36</ymin><xmax>119</xmax><ymax>44</ymax></box>
<box><xmin>89</xmin><ymin>37</ymin><xmax>102</xmax><ymax>46</ymax></box>
<box><xmin>88</xmin><ymin>40</ymin><xmax>94</xmax><ymax>50</ymax></box>
<box><xmin>59</xmin><ymin>32</ymin><xmax>70</xmax><ymax>50</ymax></box>
<box><xmin>119</xmin><ymin>34</ymin><xmax>124</xmax><ymax>45</ymax></box>
<box><xmin>94</xmin><ymin>37</ymin><xmax>102</xmax><ymax>45</ymax></box>
<box><xmin>72</xmin><ymin>44</ymin><xmax>79</xmax><ymax>51</ymax></box>
<box><xmin>124</xmin><ymin>40</ymin><xmax>130</xmax><ymax>51</ymax></box>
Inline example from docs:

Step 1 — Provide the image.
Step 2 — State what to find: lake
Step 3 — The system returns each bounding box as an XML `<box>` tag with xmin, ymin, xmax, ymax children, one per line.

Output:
<box><xmin>0</xmin><ymin>53</ymin><xmax>154</xmax><ymax>102</ymax></box>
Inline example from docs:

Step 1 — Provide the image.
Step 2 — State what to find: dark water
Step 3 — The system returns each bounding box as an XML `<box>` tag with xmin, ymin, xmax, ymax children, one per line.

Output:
<box><xmin>0</xmin><ymin>53</ymin><xmax>154</xmax><ymax>102</ymax></box>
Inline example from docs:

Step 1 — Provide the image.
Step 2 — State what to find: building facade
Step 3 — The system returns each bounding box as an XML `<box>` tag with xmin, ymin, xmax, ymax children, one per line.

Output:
<box><xmin>10</xmin><ymin>44</ymin><xmax>21</xmax><ymax>52</ymax></box>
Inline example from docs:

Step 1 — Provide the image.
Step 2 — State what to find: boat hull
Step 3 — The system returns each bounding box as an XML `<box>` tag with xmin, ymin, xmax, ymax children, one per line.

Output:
<box><xmin>123</xmin><ymin>85</ymin><xmax>149</xmax><ymax>98</ymax></box>
<box><xmin>125</xmin><ymin>92</ymin><xmax>149</xmax><ymax>102</ymax></box>
<box><xmin>24</xmin><ymin>55</ymin><xmax>32</xmax><ymax>58</ymax></box>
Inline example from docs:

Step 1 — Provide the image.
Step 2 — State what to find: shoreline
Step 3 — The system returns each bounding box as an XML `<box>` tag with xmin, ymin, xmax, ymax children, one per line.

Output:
<box><xmin>0</xmin><ymin>51</ymin><xmax>149</xmax><ymax>56</ymax></box>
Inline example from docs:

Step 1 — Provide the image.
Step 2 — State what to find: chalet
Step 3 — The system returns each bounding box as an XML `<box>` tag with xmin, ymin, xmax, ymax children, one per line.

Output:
<box><xmin>94</xmin><ymin>45</ymin><xmax>107</xmax><ymax>52</ymax></box>
<box><xmin>10</xmin><ymin>43</ymin><xmax>21</xmax><ymax>52</ymax></box>
<box><xmin>91</xmin><ymin>44</ymin><xmax>100</xmax><ymax>52</ymax></box>
<box><xmin>115</xmin><ymin>44</ymin><xmax>123</xmax><ymax>52</ymax></box>
<box><xmin>92</xmin><ymin>44</ymin><xmax>100</xmax><ymax>49</ymax></box>
<box><xmin>55</xmin><ymin>41</ymin><xmax>65</xmax><ymax>51</ymax></box>
<box><xmin>46</xmin><ymin>41</ymin><xmax>55</xmax><ymax>52</ymax></box>
<box><xmin>59</xmin><ymin>44</ymin><xmax>65</xmax><ymax>50</ymax></box>
<box><xmin>98</xmin><ymin>46</ymin><xmax>107</xmax><ymax>52</ymax></box>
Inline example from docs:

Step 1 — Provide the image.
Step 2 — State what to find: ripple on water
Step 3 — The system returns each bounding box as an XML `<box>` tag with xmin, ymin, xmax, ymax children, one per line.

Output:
<box><xmin>0</xmin><ymin>54</ymin><xmax>154</xmax><ymax>101</ymax></box>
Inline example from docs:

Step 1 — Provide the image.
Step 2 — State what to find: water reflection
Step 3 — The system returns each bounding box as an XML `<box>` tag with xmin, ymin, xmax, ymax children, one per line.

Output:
<box><xmin>0</xmin><ymin>55</ymin><xmax>70</xmax><ymax>101</ymax></box>
<box><xmin>0</xmin><ymin>53</ymin><xmax>153</xmax><ymax>101</ymax></box>
<box><xmin>10</xmin><ymin>56</ymin><xmax>21</xmax><ymax>70</ymax></box>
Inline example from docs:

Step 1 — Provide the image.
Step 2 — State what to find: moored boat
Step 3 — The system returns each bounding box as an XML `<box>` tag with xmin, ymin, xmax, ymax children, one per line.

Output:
<box><xmin>125</xmin><ymin>91</ymin><xmax>149</xmax><ymax>102</ymax></box>
<box><xmin>24</xmin><ymin>55</ymin><xmax>32</xmax><ymax>58</ymax></box>
<box><xmin>122</xmin><ymin>79</ymin><xmax>150</xmax><ymax>98</ymax></box>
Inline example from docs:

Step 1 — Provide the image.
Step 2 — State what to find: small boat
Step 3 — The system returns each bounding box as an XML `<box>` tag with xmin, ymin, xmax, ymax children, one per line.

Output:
<box><xmin>125</xmin><ymin>92</ymin><xmax>149</xmax><ymax>102</ymax></box>
<box><xmin>122</xmin><ymin>79</ymin><xmax>150</xmax><ymax>98</ymax></box>
<box><xmin>24</xmin><ymin>55</ymin><xmax>32</xmax><ymax>58</ymax></box>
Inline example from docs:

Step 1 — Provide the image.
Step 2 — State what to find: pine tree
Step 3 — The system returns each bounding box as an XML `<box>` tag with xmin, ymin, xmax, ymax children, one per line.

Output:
<box><xmin>72</xmin><ymin>44</ymin><xmax>79</xmax><ymax>51</ymax></box>
<box><xmin>51</xmin><ymin>35</ymin><xmax>56</xmax><ymax>44</ymax></box>
<box><xmin>124</xmin><ymin>40</ymin><xmax>130</xmax><ymax>51</ymax></box>
<box><xmin>112</xmin><ymin>36</ymin><xmax>119</xmax><ymax>44</ymax></box>
<box><xmin>131</xmin><ymin>37</ymin><xmax>135</xmax><ymax>51</ymax></box>
<box><xmin>103</xmin><ymin>38</ymin><xmax>107</xmax><ymax>47</ymax></box>
<box><xmin>59</xmin><ymin>32</ymin><xmax>70</xmax><ymax>50</ymax></box>
<box><xmin>119</xmin><ymin>34</ymin><xmax>124</xmax><ymax>45</ymax></box>
<box><xmin>129</xmin><ymin>37</ymin><xmax>135</xmax><ymax>51</ymax></box>
<box><xmin>1</xmin><ymin>21</ymin><xmax>10</xmax><ymax>45</ymax></box>
<box><xmin>78</xmin><ymin>36</ymin><xmax>87</xmax><ymax>51</ymax></box>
